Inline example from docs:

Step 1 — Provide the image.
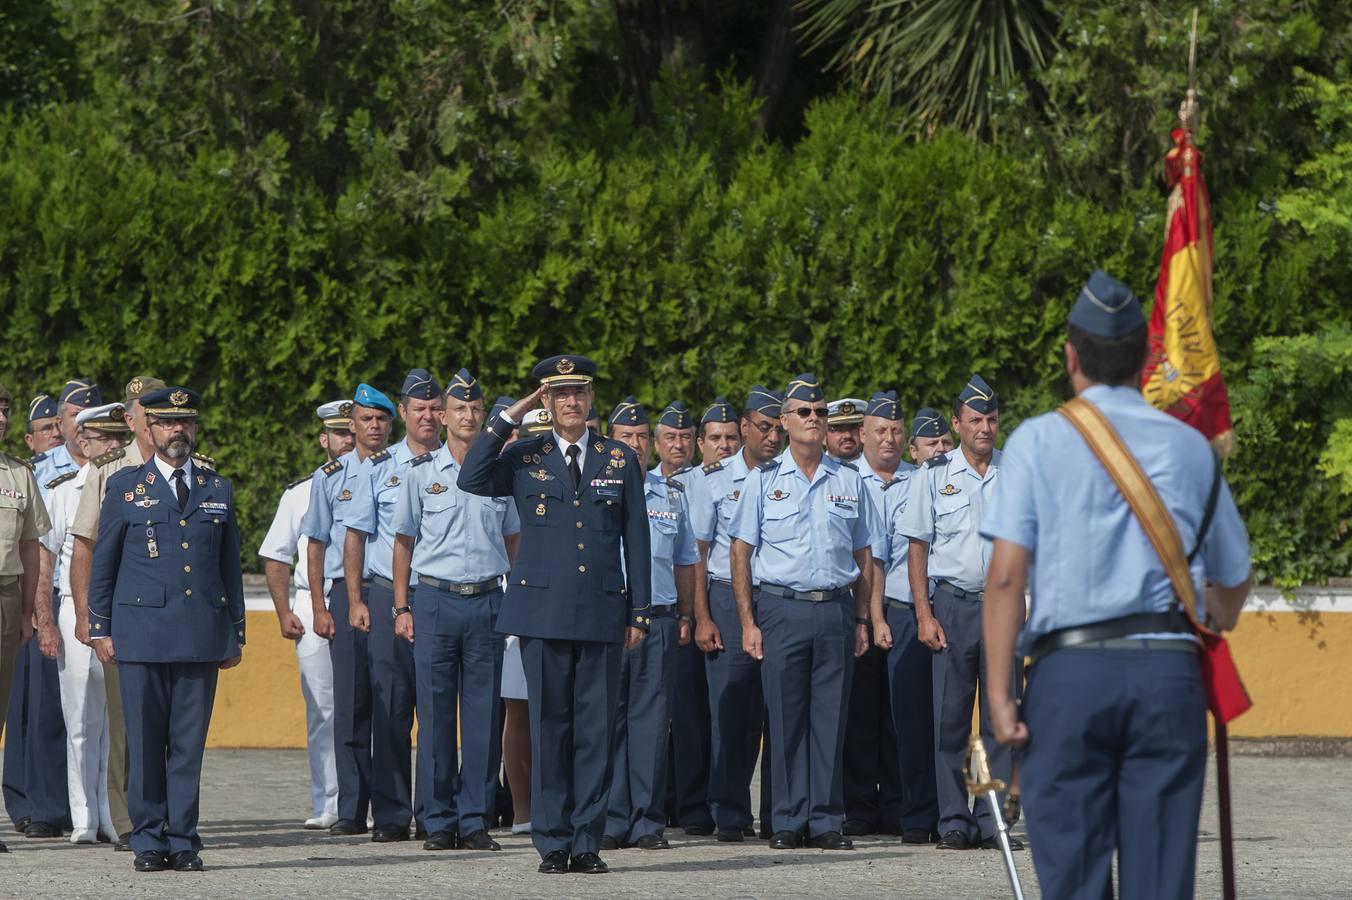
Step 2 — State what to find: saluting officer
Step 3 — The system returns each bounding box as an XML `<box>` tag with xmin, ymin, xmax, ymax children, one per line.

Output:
<box><xmin>730</xmin><ymin>373</ymin><xmax>880</xmax><ymax>851</ymax></box>
<box><xmin>688</xmin><ymin>387</ymin><xmax>782</xmax><ymax>842</ymax></box>
<box><xmin>982</xmin><ymin>272</ymin><xmax>1252</xmax><ymax>898</ymax></box>
<box><xmin>392</xmin><ymin>368</ymin><xmax>519</xmax><ymax>853</ymax></box>
<box><xmin>897</xmin><ymin>374</ymin><xmax>1017</xmax><ymax>852</ymax></box>
<box><xmin>458</xmin><ymin>354</ymin><xmax>651</xmax><ymax>876</ymax></box>
<box><xmin>604</xmin><ymin>399</ymin><xmax>700</xmax><ymax>851</ymax></box>
<box><xmin>88</xmin><ymin>387</ymin><xmax>245</xmax><ymax>873</ymax></box>
<box><xmin>344</xmin><ymin>370</ymin><xmax>443</xmax><ymax>842</ymax></box>
<box><xmin>257</xmin><ymin>400</ymin><xmax>354</xmax><ymax>830</ymax></box>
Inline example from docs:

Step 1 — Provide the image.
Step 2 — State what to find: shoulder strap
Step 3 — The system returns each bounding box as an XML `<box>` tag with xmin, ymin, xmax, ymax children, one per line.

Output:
<box><xmin>1057</xmin><ymin>397</ymin><xmax>1206</xmax><ymax>633</ymax></box>
<box><xmin>1189</xmin><ymin>452</ymin><xmax>1222</xmax><ymax>563</ymax></box>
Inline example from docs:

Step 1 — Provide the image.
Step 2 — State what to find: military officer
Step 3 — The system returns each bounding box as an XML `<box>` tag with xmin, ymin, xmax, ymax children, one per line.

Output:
<box><xmin>257</xmin><ymin>400</ymin><xmax>354</xmax><ymax>830</ymax></box>
<box><xmin>833</xmin><ymin>393</ymin><xmax>903</xmax><ymax>837</ymax></box>
<box><xmin>687</xmin><ymin>387</ymin><xmax>783</xmax><ymax>842</ymax></box>
<box><xmin>31</xmin><ymin>379</ymin><xmax>100</xmax><ymax>488</ymax></box>
<box><xmin>344</xmin><ymin>371</ymin><xmax>443</xmax><ymax>842</ymax></box>
<box><xmin>88</xmin><ymin>387</ymin><xmax>245</xmax><ymax>873</ymax></box>
<box><xmin>458</xmin><ymin>354</ymin><xmax>651</xmax><ymax>876</ymax></box>
<box><xmin>68</xmin><ymin>376</ymin><xmax>168</xmax><ymax>850</ymax></box>
<box><xmin>825</xmin><ymin>397</ymin><xmax>866</xmax><ymax>463</ymax></box>
<box><xmin>25</xmin><ymin>394</ymin><xmax>67</xmax><ymax>484</ymax></box>
<box><xmin>604</xmin><ymin>399</ymin><xmax>699</xmax><ymax>851</ymax></box>
<box><xmin>39</xmin><ymin>402</ymin><xmax>130</xmax><ymax>845</ymax></box>
<box><xmin>982</xmin><ymin>271</ymin><xmax>1252</xmax><ymax>898</ymax></box>
<box><xmin>302</xmin><ymin>384</ymin><xmax>391</xmax><ymax>836</ymax></box>
<box><xmin>0</xmin><ymin>382</ymin><xmax>52</xmax><ymax>855</ymax></box>
<box><xmin>730</xmin><ymin>373</ymin><xmax>880</xmax><ymax>851</ymax></box>
<box><xmin>694</xmin><ymin>396</ymin><xmax>741</xmax><ymax>466</ymax></box>
<box><xmin>391</xmin><ymin>368</ymin><xmax>519</xmax><ymax>852</ymax></box>
<box><xmin>908</xmin><ymin>407</ymin><xmax>955</xmax><ymax>462</ymax></box>
<box><xmin>896</xmin><ymin>374</ymin><xmax>1017</xmax><ymax>851</ymax></box>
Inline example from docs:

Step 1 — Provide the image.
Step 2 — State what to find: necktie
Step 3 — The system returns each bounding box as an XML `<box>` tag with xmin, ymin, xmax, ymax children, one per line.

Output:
<box><xmin>172</xmin><ymin>468</ymin><xmax>188</xmax><ymax>509</ymax></box>
<box><xmin>566</xmin><ymin>445</ymin><xmax>581</xmax><ymax>490</ymax></box>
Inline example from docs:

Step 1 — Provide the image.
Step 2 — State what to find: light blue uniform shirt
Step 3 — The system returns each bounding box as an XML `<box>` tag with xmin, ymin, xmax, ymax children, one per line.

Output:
<box><xmin>391</xmin><ymin>444</ymin><xmax>520</xmax><ymax>583</ymax></box>
<box><xmin>645</xmin><ymin>468</ymin><xmax>700</xmax><ymax>607</ymax></box>
<box><xmin>981</xmin><ymin>385</ymin><xmax>1251</xmax><ymax>652</ymax></box>
<box><xmin>687</xmin><ymin>451</ymin><xmax>755</xmax><ymax>583</ymax></box>
<box><xmin>729</xmin><ymin>453</ymin><xmax>881</xmax><ymax>592</ymax></box>
<box><xmin>858</xmin><ymin>457</ymin><xmax>919</xmax><ymax>603</ymax></box>
<box><xmin>346</xmin><ymin>438</ymin><xmax>424</xmax><ymax>581</ymax></box>
<box><xmin>300</xmin><ymin>450</ymin><xmax>363</xmax><ymax>581</ymax></box>
<box><xmin>35</xmin><ymin>443</ymin><xmax>78</xmax><ymax>491</ymax></box>
<box><xmin>896</xmin><ymin>446</ymin><xmax>1002</xmax><ymax>595</ymax></box>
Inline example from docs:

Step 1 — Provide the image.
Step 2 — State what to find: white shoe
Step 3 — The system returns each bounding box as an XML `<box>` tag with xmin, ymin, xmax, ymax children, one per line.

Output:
<box><xmin>305</xmin><ymin>813</ymin><xmax>340</xmax><ymax>830</ymax></box>
<box><xmin>70</xmin><ymin>829</ymin><xmax>97</xmax><ymax>845</ymax></box>
<box><xmin>511</xmin><ymin>821</ymin><xmax>531</xmax><ymax>835</ymax></box>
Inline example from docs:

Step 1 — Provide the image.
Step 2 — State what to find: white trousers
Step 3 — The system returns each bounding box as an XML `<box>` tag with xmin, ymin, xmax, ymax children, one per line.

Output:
<box><xmin>295</xmin><ymin>588</ymin><xmax>339</xmax><ymax>818</ymax></box>
<box><xmin>56</xmin><ymin>596</ymin><xmax>112</xmax><ymax>833</ymax></box>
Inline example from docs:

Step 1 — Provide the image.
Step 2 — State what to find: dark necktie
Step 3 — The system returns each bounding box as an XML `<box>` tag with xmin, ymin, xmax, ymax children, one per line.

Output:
<box><xmin>566</xmin><ymin>444</ymin><xmax>581</xmax><ymax>490</ymax></box>
<box><xmin>172</xmin><ymin>468</ymin><xmax>188</xmax><ymax>509</ymax></box>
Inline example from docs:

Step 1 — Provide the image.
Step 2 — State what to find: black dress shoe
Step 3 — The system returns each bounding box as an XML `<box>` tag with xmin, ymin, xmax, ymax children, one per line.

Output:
<box><xmin>114</xmin><ymin>835</ymin><xmax>132</xmax><ymax>852</ymax></box>
<box><xmin>979</xmin><ymin>834</ymin><xmax>1024</xmax><ymax>851</ymax></box>
<box><xmin>328</xmin><ymin>819</ymin><xmax>367</xmax><ymax>836</ymax></box>
<box><xmin>170</xmin><ymin>850</ymin><xmax>204</xmax><ymax>872</ymax></box>
<box><xmin>422</xmin><ymin>831</ymin><xmax>456</xmax><ymax>851</ymax></box>
<box><xmin>682</xmin><ymin>822</ymin><xmax>714</xmax><ymax>836</ymax></box>
<box><xmin>768</xmin><ymin>830</ymin><xmax>801</xmax><ymax>850</ymax></box>
<box><xmin>742</xmin><ymin>825</ymin><xmax>756</xmax><ymax>837</ymax></box>
<box><xmin>460</xmin><ymin>830</ymin><xmax>501</xmax><ymax>851</ymax></box>
<box><xmin>371</xmin><ymin>825</ymin><xmax>409</xmax><ymax>843</ymax></box>
<box><xmin>0</xmin><ymin>838</ymin><xmax>8</xmax><ymax>853</ymax></box>
<box><xmin>807</xmin><ymin>831</ymin><xmax>854</xmax><ymax>850</ymax></box>
<box><xmin>23</xmin><ymin>821</ymin><xmax>60</xmax><ymax>839</ymax></box>
<box><xmin>538</xmin><ymin>849</ymin><xmax>569</xmax><ymax>874</ymax></box>
<box><xmin>842</xmin><ymin>819</ymin><xmax>872</xmax><ymax>837</ymax></box>
<box><xmin>569</xmin><ymin>851</ymin><xmax>609</xmax><ymax>874</ymax></box>
<box><xmin>414</xmin><ymin>826</ymin><xmax>427</xmax><ymax>841</ymax></box>
<box><xmin>901</xmin><ymin>827</ymin><xmax>936</xmax><ymax>844</ymax></box>
<box><xmin>133</xmin><ymin>850</ymin><xmax>168</xmax><ymax>872</ymax></box>
<box><xmin>633</xmin><ymin>834</ymin><xmax>670</xmax><ymax>850</ymax></box>
<box><xmin>716</xmin><ymin>828</ymin><xmax>745</xmax><ymax>843</ymax></box>
<box><xmin>14</xmin><ymin>817</ymin><xmax>30</xmax><ymax>835</ymax></box>
<box><xmin>936</xmin><ymin>830</ymin><xmax>973</xmax><ymax>850</ymax></box>
<box><xmin>599</xmin><ymin>834</ymin><xmax>621</xmax><ymax>851</ymax></box>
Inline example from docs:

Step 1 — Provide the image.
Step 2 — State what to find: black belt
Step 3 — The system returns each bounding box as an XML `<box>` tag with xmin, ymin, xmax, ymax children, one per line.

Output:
<box><xmin>1030</xmin><ymin>610</ymin><xmax>1193</xmax><ymax>665</ymax></box>
<box><xmin>935</xmin><ymin>580</ymin><xmax>982</xmax><ymax>601</ymax></box>
<box><xmin>365</xmin><ymin>575</ymin><xmax>417</xmax><ymax>594</ymax></box>
<box><xmin>885</xmin><ymin>598</ymin><xmax>913</xmax><ymax>612</ymax></box>
<box><xmin>418</xmin><ymin>575</ymin><xmax>501</xmax><ymax>598</ymax></box>
<box><xmin>759</xmin><ymin>583</ymin><xmax>852</xmax><ymax>604</ymax></box>
<box><xmin>648</xmin><ymin>606</ymin><xmax>675</xmax><ymax>618</ymax></box>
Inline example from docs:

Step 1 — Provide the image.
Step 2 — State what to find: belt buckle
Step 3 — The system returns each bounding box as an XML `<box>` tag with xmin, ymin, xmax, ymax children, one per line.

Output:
<box><xmin>457</xmin><ymin>583</ymin><xmax>475</xmax><ymax>596</ymax></box>
<box><xmin>807</xmin><ymin>590</ymin><xmax>826</xmax><ymax>603</ymax></box>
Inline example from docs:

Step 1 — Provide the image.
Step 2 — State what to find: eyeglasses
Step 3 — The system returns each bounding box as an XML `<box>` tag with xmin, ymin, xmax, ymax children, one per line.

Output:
<box><xmin>749</xmin><ymin>421</ymin><xmax>786</xmax><ymax>436</ymax></box>
<box><xmin>788</xmin><ymin>407</ymin><xmax>829</xmax><ymax>420</ymax></box>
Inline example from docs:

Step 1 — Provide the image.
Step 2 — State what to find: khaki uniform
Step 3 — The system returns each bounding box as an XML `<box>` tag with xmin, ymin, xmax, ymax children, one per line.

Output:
<box><xmin>0</xmin><ymin>452</ymin><xmax>51</xmax><ymax>739</ymax></box>
<box><xmin>68</xmin><ymin>441</ymin><xmax>144</xmax><ymax>837</ymax></box>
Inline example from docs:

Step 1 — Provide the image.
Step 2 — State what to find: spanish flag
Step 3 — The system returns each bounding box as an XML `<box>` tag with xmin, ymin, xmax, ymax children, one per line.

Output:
<box><xmin>1141</xmin><ymin>123</ymin><xmax>1236</xmax><ymax>455</ymax></box>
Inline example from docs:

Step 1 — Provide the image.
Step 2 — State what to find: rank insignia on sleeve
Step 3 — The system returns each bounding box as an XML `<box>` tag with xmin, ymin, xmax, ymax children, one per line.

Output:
<box><xmin>939</xmin><ymin>484</ymin><xmax>961</xmax><ymax>496</ymax></box>
<box><xmin>338</xmin><ymin>489</ymin><xmax>352</xmax><ymax>501</ymax></box>
<box><xmin>426</xmin><ymin>483</ymin><xmax>446</xmax><ymax>495</ymax></box>
<box><xmin>124</xmin><ymin>491</ymin><xmax>135</xmax><ymax>502</ymax></box>
<box><xmin>535</xmin><ymin>503</ymin><xmax>546</xmax><ymax>516</ymax></box>
<box><xmin>770</xmin><ymin>489</ymin><xmax>790</xmax><ymax>501</ymax></box>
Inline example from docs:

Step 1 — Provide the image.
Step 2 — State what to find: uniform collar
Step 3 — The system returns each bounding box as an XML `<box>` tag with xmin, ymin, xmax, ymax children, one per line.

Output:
<box><xmin>151</xmin><ymin>453</ymin><xmax>193</xmax><ymax>486</ymax></box>
<box><xmin>1080</xmin><ymin>383</ymin><xmax>1148</xmax><ymax>408</ymax></box>
<box><xmin>948</xmin><ymin>444</ymin><xmax>1001</xmax><ymax>481</ymax></box>
<box><xmin>777</xmin><ymin>448</ymin><xmax>838</xmax><ymax>484</ymax></box>
<box><xmin>644</xmin><ymin>467</ymin><xmax>666</xmax><ymax>496</ymax></box>
<box><xmin>434</xmin><ymin>442</ymin><xmax>460</xmax><ymax>471</ymax></box>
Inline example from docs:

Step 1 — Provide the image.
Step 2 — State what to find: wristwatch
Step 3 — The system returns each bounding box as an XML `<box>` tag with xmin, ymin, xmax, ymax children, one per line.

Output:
<box><xmin>677</xmin><ymin>614</ymin><xmax>693</xmax><ymax>625</ymax></box>
<box><xmin>855</xmin><ymin>617</ymin><xmax>870</xmax><ymax>626</ymax></box>
<box><xmin>393</xmin><ymin>606</ymin><xmax>412</xmax><ymax>620</ymax></box>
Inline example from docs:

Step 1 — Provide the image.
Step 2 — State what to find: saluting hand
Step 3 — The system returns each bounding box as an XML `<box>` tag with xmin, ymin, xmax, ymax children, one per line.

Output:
<box><xmin>277</xmin><ymin>610</ymin><xmax>305</xmax><ymax>641</ymax></box>
<box><xmin>504</xmin><ymin>387</ymin><xmax>546</xmax><ymax>424</ymax></box>
<box><xmin>695</xmin><ymin>616</ymin><xmax>723</xmax><ymax>654</ymax></box>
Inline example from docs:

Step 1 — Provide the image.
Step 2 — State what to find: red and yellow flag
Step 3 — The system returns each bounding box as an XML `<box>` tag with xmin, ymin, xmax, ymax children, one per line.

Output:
<box><xmin>1141</xmin><ymin>123</ymin><xmax>1235</xmax><ymax>455</ymax></box>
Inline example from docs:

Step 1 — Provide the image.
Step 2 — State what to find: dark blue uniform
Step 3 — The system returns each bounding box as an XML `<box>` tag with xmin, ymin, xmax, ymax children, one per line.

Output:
<box><xmin>88</xmin><ymin>457</ymin><xmax>245</xmax><ymax>859</ymax></box>
<box><xmin>458</xmin><ymin>415</ymin><xmax>651</xmax><ymax>863</ymax></box>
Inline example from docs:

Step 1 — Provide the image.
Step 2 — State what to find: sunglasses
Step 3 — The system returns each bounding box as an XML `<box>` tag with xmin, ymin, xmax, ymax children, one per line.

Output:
<box><xmin>788</xmin><ymin>406</ymin><xmax>829</xmax><ymax>420</ymax></box>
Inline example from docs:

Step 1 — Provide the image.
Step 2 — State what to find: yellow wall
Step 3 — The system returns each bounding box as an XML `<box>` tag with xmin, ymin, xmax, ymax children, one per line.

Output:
<box><xmin>207</xmin><ymin>610</ymin><xmax>310</xmax><ymax>748</ymax></box>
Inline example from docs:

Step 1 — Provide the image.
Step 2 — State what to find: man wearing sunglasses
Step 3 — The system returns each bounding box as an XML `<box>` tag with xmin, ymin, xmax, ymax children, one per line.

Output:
<box><xmin>729</xmin><ymin>374</ymin><xmax>881</xmax><ymax>851</ymax></box>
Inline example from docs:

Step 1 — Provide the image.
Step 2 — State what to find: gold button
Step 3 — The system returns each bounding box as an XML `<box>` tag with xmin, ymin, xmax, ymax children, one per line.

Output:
<box><xmin>183</xmin><ymin>565</ymin><xmax>192</xmax><ymax>573</ymax></box>
<box><xmin>577</xmin><ymin>544</ymin><xmax>585</xmax><ymax>550</ymax></box>
<box><xmin>575</xmin><ymin>521</ymin><xmax>583</xmax><ymax>529</ymax></box>
<box><xmin>135</xmin><ymin>597</ymin><xmax>141</xmax><ymax>604</ymax></box>
<box><xmin>181</xmin><ymin>542</ymin><xmax>189</xmax><ymax>549</ymax></box>
<box><xmin>578</xmin><ymin>565</ymin><xmax>586</xmax><ymax>573</ymax></box>
<box><xmin>519</xmin><ymin>579</ymin><xmax>527</xmax><ymax>586</ymax></box>
<box><xmin>186</xmin><ymin>589</ymin><xmax>193</xmax><ymax>597</ymax></box>
<box><xmin>573</xmin><ymin>500</ymin><xmax>580</xmax><ymax>507</ymax></box>
<box><xmin>179</xmin><ymin>519</ymin><xmax>187</xmax><ymax>526</ymax></box>
<box><xmin>606</xmin><ymin>500</ymin><xmax>614</xmax><ymax>506</ymax></box>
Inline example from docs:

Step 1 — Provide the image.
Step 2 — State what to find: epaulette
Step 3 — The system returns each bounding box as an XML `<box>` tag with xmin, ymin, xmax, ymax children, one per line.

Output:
<box><xmin>286</xmin><ymin>472</ymin><xmax>315</xmax><ymax>491</ymax></box>
<box><xmin>322</xmin><ymin>459</ymin><xmax>344</xmax><ymax>477</ymax></box>
<box><xmin>92</xmin><ymin>447</ymin><xmax>126</xmax><ymax>468</ymax></box>
<box><xmin>29</xmin><ymin>451</ymin><xmax>48</xmax><ymax>465</ymax></box>
<box><xmin>839</xmin><ymin>460</ymin><xmax>859</xmax><ymax>472</ymax></box>
<box><xmin>925</xmin><ymin>453</ymin><xmax>948</xmax><ymax>469</ymax></box>
<box><xmin>370</xmin><ymin>448</ymin><xmax>392</xmax><ymax>464</ymax></box>
<box><xmin>666</xmin><ymin>478</ymin><xmax>686</xmax><ymax>492</ymax></box>
<box><xmin>758</xmin><ymin>459</ymin><xmax>780</xmax><ymax>472</ymax></box>
<box><xmin>702</xmin><ymin>460</ymin><xmax>723</xmax><ymax>475</ymax></box>
<box><xmin>191</xmin><ymin>452</ymin><xmax>216</xmax><ymax>471</ymax></box>
<box><xmin>410</xmin><ymin>451</ymin><xmax>435</xmax><ymax>467</ymax></box>
<box><xmin>46</xmin><ymin>471</ymin><xmax>78</xmax><ymax>491</ymax></box>
<box><xmin>672</xmin><ymin>465</ymin><xmax>692</xmax><ymax>478</ymax></box>
<box><xmin>13</xmin><ymin>454</ymin><xmax>34</xmax><ymax>471</ymax></box>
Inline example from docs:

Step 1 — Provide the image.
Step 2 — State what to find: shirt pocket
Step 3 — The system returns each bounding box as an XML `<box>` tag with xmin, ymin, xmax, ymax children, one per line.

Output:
<box><xmin>0</xmin><ymin>494</ymin><xmax>23</xmax><ymax>557</ymax></box>
<box><xmin>827</xmin><ymin>500</ymin><xmax>859</xmax><ymax>542</ymax></box>
<box><xmin>525</xmin><ymin>479</ymin><xmax>567</xmax><ymax>527</ymax></box>
<box><xmin>934</xmin><ymin>494</ymin><xmax>971</xmax><ymax>541</ymax></box>
<box><xmin>480</xmin><ymin>496</ymin><xmax>509</xmax><ymax>530</ymax></box>
<box><xmin>648</xmin><ymin>514</ymin><xmax>678</xmax><ymax>563</ymax></box>
<box><xmin>132</xmin><ymin>507</ymin><xmax>173</xmax><ymax>560</ymax></box>
<box><xmin>763</xmin><ymin>500</ymin><xmax>799</xmax><ymax>542</ymax></box>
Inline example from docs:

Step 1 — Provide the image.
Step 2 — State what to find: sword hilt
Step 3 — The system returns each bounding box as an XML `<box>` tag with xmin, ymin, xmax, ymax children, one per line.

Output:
<box><xmin>964</xmin><ymin>734</ymin><xmax>1006</xmax><ymax>795</ymax></box>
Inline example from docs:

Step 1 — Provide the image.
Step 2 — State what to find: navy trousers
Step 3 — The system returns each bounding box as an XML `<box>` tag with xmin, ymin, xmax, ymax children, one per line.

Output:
<box><xmin>119</xmin><ymin>661</ymin><xmax>218</xmax><ymax>855</ymax></box>
<box><xmin>759</xmin><ymin>593</ymin><xmax>854</xmax><ymax>837</ymax></box>
<box><xmin>883</xmin><ymin>602</ymin><xmax>939</xmax><ymax>832</ymax></box>
<box><xmin>704</xmin><ymin>580</ymin><xmax>771</xmax><ymax>832</ymax></box>
<box><xmin>520</xmin><ymin>636</ymin><xmax>622</xmax><ymax>859</ymax></box>
<box><xmin>930</xmin><ymin>583</ymin><xmax>1017</xmax><ymax>841</ymax></box>
<box><xmin>364</xmin><ymin>579</ymin><xmax>419</xmax><ymax>830</ymax></box>
<box><xmin>842</xmin><ymin>642</ymin><xmax>903</xmax><ymax>829</ymax></box>
<box><xmin>3</xmin><ymin>590</ymin><xmax>70</xmax><ymax>830</ymax></box>
<box><xmin>1022</xmin><ymin>648</ymin><xmax>1207</xmax><ymax>900</ymax></box>
<box><xmin>327</xmin><ymin>578</ymin><xmax>371</xmax><ymax>824</ymax></box>
<box><xmin>413</xmin><ymin>584</ymin><xmax>503</xmax><ymax>836</ymax></box>
<box><xmin>666</xmin><ymin>636</ymin><xmax>713</xmax><ymax>828</ymax></box>
<box><xmin>609</xmin><ymin>614</ymin><xmax>678</xmax><ymax>843</ymax></box>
